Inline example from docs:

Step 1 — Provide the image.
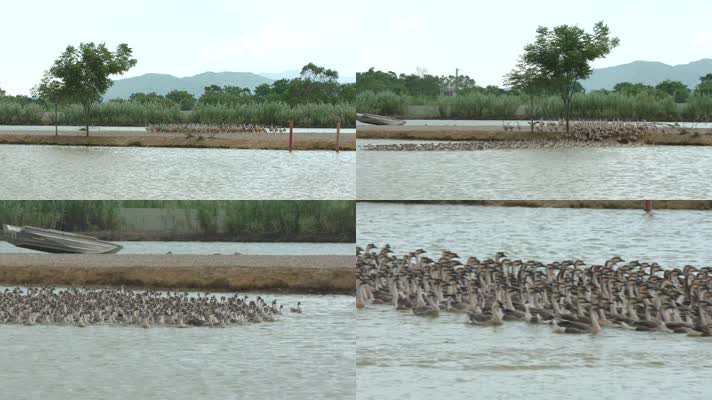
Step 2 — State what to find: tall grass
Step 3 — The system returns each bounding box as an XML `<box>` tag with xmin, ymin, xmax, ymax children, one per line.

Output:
<box><xmin>0</xmin><ymin>99</ymin><xmax>355</xmax><ymax>128</ymax></box>
<box><xmin>355</xmin><ymin>90</ymin><xmax>407</xmax><ymax>115</ymax></box>
<box><xmin>0</xmin><ymin>201</ymin><xmax>122</xmax><ymax>231</ymax></box>
<box><xmin>0</xmin><ymin>102</ymin><xmax>44</xmax><ymax>124</ymax></box>
<box><xmin>355</xmin><ymin>91</ymin><xmax>712</xmax><ymax>121</ymax></box>
<box><xmin>0</xmin><ymin>201</ymin><xmax>355</xmax><ymax>242</ymax></box>
<box><xmin>438</xmin><ymin>94</ymin><xmax>523</xmax><ymax>119</ymax></box>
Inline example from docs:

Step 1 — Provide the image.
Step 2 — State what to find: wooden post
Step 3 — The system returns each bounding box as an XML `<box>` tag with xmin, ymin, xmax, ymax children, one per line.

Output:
<box><xmin>289</xmin><ymin>117</ymin><xmax>294</xmax><ymax>152</ymax></box>
<box><xmin>336</xmin><ymin>121</ymin><xmax>341</xmax><ymax>152</ymax></box>
<box><xmin>643</xmin><ymin>200</ymin><xmax>653</xmax><ymax>212</ymax></box>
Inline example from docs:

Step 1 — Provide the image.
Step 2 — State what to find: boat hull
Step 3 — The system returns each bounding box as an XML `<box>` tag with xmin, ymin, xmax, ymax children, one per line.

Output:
<box><xmin>356</xmin><ymin>113</ymin><xmax>406</xmax><ymax>126</ymax></box>
<box><xmin>1</xmin><ymin>225</ymin><xmax>122</xmax><ymax>254</ymax></box>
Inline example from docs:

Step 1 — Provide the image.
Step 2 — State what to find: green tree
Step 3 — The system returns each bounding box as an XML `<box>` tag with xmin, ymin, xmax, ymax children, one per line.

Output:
<box><xmin>695</xmin><ymin>74</ymin><xmax>712</xmax><ymax>96</ymax></box>
<box><xmin>165</xmin><ymin>90</ymin><xmax>196</xmax><ymax>110</ymax></box>
<box><xmin>505</xmin><ymin>61</ymin><xmax>555</xmax><ymax>131</ymax></box>
<box><xmin>655</xmin><ymin>80</ymin><xmax>690</xmax><ymax>103</ymax></box>
<box><xmin>254</xmin><ymin>83</ymin><xmax>272</xmax><ymax>97</ymax></box>
<box><xmin>37</xmin><ymin>42</ymin><xmax>137</xmax><ymax>135</ymax></box>
<box><xmin>0</xmin><ymin>87</ymin><xmax>5</xmax><ymax>96</ymax></box>
<box><xmin>613</xmin><ymin>82</ymin><xmax>655</xmax><ymax>95</ymax></box>
<box><xmin>513</xmin><ymin>21</ymin><xmax>619</xmax><ymax>131</ymax></box>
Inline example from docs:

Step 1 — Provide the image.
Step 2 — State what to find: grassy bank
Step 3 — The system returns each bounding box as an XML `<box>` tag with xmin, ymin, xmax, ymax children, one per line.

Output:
<box><xmin>356</xmin><ymin>125</ymin><xmax>712</xmax><ymax>145</ymax></box>
<box><xmin>0</xmin><ymin>254</ymin><xmax>354</xmax><ymax>294</ymax></box>
<box><xmin>0</xmin><ymin>201</ymin><xmax>356</xmax><ymax>242</ymax></box>
<box><xmin>356</xmin><ymin>90</ymin><xmax>712</xmax><ymax>121</ymax></box>
<box><xmin>0</xmin><ymin>131</ymin><xmax>356</xmax><ymax>151</ymax></box>
<box><xmin>0</xmin><ymin>101</ymin><xmax>356</xmax><ymax>128</ymax></box>
<box><xmin>365</xmin><ymin>200</ymin><xmax>712</xmax><ymax>210</ymax></box>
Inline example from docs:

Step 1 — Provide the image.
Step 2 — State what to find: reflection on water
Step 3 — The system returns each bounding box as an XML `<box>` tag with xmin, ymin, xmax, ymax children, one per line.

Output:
<box><xmin>357</xmin><ymin>307</ymin><xmax>712</xmax><ymax>400</ymax></box>
<box><xmin>1</xmin><ymin>294</ymin><xmax>355</xmax><ymax>400</ymax></box>
<box><xmin>357</xmin><ymin>202</ymin><xmax>712</xmax><ymax>265</ymax></box>
<box><xmin>357</xmin><ymin>146</ymin><xmax>712</xmax><ymax>199</ymax></box>
<box><xmin>356</xmin><ymin>203</ymin><xmax>712</xmax><ymax>399</ymax></box>
<box><xmin>0</xmin><ymin>241</ymin><xmax>354</xmax><ymax>255</ymax></box>
<box><xmin>0</xmin><ymin>145</ymin><xmax>354</xmax><ymax>199</ymax></box>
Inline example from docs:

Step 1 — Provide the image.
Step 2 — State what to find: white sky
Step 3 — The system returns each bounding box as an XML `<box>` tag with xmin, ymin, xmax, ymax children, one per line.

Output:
<box><xmin>1</xmin><ymin>0</ymin><xmax>710</xmax><ymax>95</ymax></box>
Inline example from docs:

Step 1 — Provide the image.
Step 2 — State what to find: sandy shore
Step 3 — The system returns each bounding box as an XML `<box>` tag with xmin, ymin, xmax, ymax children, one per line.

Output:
<box><xmin>357</xmin><ymin>125</ymin><xmax>712</xmax><ymax>145</ymax></box>
<box><xmin>0</xmin><ymin>254</ymin><xmax>354</xmax><ymax>294</ymax></box>
<box><xmin>0</xmin><ymin>130</ymin><xmax>355</xmax><ymax>151</ymax></box>
<box><xmin>366</xmin><ymin>200</ymin><xmax>712</xmax><ymax>210</ymax></box>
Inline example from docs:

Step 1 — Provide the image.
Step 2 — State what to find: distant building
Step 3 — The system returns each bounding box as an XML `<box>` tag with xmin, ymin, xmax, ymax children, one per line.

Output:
<box><xmin>441</xmin><ymin>86</ymin><xmax>456</xmax><ymax>96</ymax></box>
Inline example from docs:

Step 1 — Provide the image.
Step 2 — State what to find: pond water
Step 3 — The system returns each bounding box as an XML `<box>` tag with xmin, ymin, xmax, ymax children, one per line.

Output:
<box><xmin>0</xmin><ymin>145</ymin><xmax>354</xmax><ymax>199</ymax></box>
<box><xmin>357</xmin><ymin>202</ymin><xmax>712</xmax><ymax>265</ymax></box>
<box><xmin>357</xmin><ymin>145</ymin><xmax>712</xmax><ymax>199</ymax></box>
<box><xmin>356</xmin><ymin>202</ymin><xmax>712</xmax><ymax>399</ymax></box>
<box><xmin>0</xmin><ymin>293</ymin><xmax>355</xmax><ymax>400</ymax></box>
<box><xmin>0</xmin><ymin>241</ymin><xmax>354</xmax><ymax>255</ymax></box>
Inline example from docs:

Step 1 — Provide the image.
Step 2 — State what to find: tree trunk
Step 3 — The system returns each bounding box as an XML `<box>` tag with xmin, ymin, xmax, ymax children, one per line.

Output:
<box><xmin>530</xmin><ymin>95</ymin><xmax>534</xmax><ymax>133</ymax></box>
<box><xmin>55</xmin><ymin>103</ymin><xmax>58</xmax><ymax>137</ymax></box>
<box><xmin>84</xmin><ymin>104</ymin><xmax>90</xmax><ymax>137</ymax></box>
<box><xmin>563</xmin><ymin>97</ymin><xmax>571</xmax><ymax>133</ymax></box>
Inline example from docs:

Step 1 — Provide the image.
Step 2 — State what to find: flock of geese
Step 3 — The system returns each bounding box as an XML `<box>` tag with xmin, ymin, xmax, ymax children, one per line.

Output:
<box><xmin>510</xmin><ymin>119</ymin><xmax>665</xmax><ymax>142</ymax></box>
<box><xmin>362</xmin><ymin>120</ymin><xmax>677</xmax><ymax>151</ymax></box>
<box><xmin>147</xmin><ymin>123</ymin><xmax>288</xmax><ymax>135</ymax></box>
<box><xmin>0</xmin><ymin>287</ymin><xmax>303</xmax><ymax>328</ymax></box>
<box><xmin>360</xmin><ymin>139</ymin><xmax>633</xmax><ymax>151</ymax></box>
<box><xmin>356</xmin><ymin>244</ymin><xmax>712</xmax><ymax>336</ymax></box>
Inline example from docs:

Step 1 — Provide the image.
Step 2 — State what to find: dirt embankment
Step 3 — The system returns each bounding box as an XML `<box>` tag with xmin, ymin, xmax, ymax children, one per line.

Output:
<box><xmin>357</xmin><ymin>125</ymin><xmax>712</xmax><ymax>145</ymax></box>
<box><xmin>0</xmin><ymin>130</ymin><xmax>355</xmax><ymax>151</ymax></box>
<box><xmin>365</xmin><ymin>200</ymin><xmax>712</xmax><ymax>210</ymax></box>
<box><xmin>0</xmin><ymin>254</ymin><xmax>355</xmax><ymax>294</ymax></box>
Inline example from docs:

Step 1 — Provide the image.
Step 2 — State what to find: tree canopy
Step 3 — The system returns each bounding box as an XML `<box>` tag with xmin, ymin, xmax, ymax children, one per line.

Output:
<box><xmin>511</xmin><ymin>21</ymin><xmax>619</xmax><ymax>131</ymax></box>
<box><xmin>696</xmin><ymin>74</ymin><xmax>712</xmax><ymax>96</ymax></box>
<box><xmin>655</xmin><ymin>80</ymin><xmax>690</xmax><ymax>103</ymax></box>
<box><xmin>37</xmin><ymin>42</ymin><xmax>137</xmax><ymax>134</ymax></box>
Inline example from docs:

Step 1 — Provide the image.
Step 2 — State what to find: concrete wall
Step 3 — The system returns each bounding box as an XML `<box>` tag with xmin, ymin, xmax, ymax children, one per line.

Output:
<box><xmin>119</xmin><ymin>208</ymin><xmax>227</xmax><ymax>234</ymax></box>
<box><xmin>405</xmin><ymin>105</ymin><xmax>441</xmax><ymax>118</ymax></box>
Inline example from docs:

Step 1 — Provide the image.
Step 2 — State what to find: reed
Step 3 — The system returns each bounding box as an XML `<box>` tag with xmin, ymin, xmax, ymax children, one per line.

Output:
<box><xmin>0</xmin><ymin>99</ymin><xmax>355</xmax><ymax>128</ymax></box>
<box><xmin>0</xmin><ymin>201</ymin><xmax>122</xmax><ymax>231</ymax></box>
<box><xmin>356</xmin><ymin>91</ymin><xmax>712</xmax><ymax>121</ymax></box>
<box><xmin>0</xmin><ymin>201</ymin><xmax>356</xmax><ymax>242</ymax></box>
<box><xmin>0</xmin><ymin>102</ymin><xmax>45</xmax><ymax>124</ymax></box>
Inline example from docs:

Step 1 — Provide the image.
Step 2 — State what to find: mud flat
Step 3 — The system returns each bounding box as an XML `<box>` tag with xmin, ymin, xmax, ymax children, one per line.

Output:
<box><xmin>357</xmin><ymin>125</ymin><xmax>712</xmax><ymax>145</ymax></box>
<box><xmin>0</xmin><ymin>254</ymin><xmax>354</xmax><ymax>294</ymax></box>
<box><xmin>0</xmin><ymin>130</ymin><xmax>355</xmax><ymax>151</ymax></box>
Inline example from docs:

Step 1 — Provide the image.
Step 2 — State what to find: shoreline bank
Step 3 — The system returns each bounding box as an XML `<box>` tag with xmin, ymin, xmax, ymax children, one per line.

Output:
<box><xmin>363</xmin><ymin>200</ymin><xmax>712</xmax><ymax>210</ymax></box>
<box><xmin>79</xmin><ymin>231</ymin><xmax>355</xmax><ymax>243</ymax></box>
<box><xmin>0</xmin><ymin>254</ymin><xmax>355</xmax><ymax>294</ymax></box>
<box><xmin>0</xmin><ymin>131</ymin><xmax>356</xmax><ymax>151</ymax></box>
<box><xmin>357</xmin><ymin>125</ymin><xmax>712</xmax><ymax>145</ymax></box>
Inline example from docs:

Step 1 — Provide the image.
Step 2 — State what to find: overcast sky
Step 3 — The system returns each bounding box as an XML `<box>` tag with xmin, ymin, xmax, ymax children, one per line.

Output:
<box><xmin>1</xmin><ymin>0</ymin><xmax>710</xmax><ymax>95</ymax></box>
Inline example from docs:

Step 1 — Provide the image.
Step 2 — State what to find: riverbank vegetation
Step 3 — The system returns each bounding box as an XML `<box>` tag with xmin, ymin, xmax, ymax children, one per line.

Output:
<box><xmin>0</xmin><ymin>201</ymin><xmax>356</xmax><ymax>242</ymax></box>
<box><xmin>0</xmin><ymin>59</ymin><xmax>355</xmax><ymax>128</ymax></box>
<box><xmin>356</xmin><ymin>23</ymin><xmax>712</xmax><ymax>122</ymax></box>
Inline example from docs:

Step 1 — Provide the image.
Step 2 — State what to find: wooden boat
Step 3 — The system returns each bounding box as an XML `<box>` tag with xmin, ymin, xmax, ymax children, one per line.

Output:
<box><xmin>356</xmin><ymin>113</ymin><xmax>406</xmax><ymax>126</ymax></box>
<box><xmin>1</xmin><ymin>224</ymin><xmax>122</xmax><ymax>254</ymax></box>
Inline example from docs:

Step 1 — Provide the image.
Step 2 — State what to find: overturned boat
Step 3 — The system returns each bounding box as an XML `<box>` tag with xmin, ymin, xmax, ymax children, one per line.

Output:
<box><xmin>356</xmin><ymin>113</ymin><xmax>406</xmax><ymax>126</ymax></box>
<box><xmin>1</xmin><ymin>224</ymin><xmax>122</xmax><ymax>254</ymax></box>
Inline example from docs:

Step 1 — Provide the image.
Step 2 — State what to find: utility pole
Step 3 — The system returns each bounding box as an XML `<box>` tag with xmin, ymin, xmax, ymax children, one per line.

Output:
<box><xmin>455</xmin><ymin>68</ymin><xmax>459</xmax><ymax>96</ymax></box>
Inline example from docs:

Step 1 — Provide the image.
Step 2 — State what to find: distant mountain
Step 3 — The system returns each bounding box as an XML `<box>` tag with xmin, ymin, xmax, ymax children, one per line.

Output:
<box><xmin>581</xmin><ymin>59</ymin><xmax>712</xmax><ymax>91</ymax></box>
<box><xmin>105</xmin><ymin>72</ymin><xmax>274</xmax><ymax>99</ymax></box>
